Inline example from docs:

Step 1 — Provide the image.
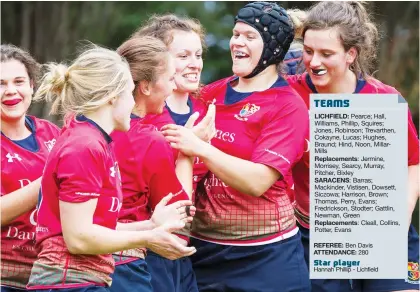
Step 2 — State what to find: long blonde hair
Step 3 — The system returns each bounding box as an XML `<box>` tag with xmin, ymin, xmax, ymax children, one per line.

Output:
<box><xmin>34</xmin><ymin>45</ymin><xmax>132</xmax><ymax>116</ymax></box>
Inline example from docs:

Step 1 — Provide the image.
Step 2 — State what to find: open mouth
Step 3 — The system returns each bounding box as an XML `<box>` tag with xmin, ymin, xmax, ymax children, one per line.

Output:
<box><xmin>311</xmin><ymin>68</ymin><xmax>327</xmax><ymax>76</ymax></box>
<box><xmin>2</xmin><ymin>99</ymin><xmax>22</xmax><ymax>106</ymax></box>
<box><xmin>182</xmin><ymin>73</ymin><xmax>199</xmax><ymax>82</ymax></box>
<box><xmin>233</xmin><ymin>51</ymin><xmax>250</xmax><ymax>60</ymax></box>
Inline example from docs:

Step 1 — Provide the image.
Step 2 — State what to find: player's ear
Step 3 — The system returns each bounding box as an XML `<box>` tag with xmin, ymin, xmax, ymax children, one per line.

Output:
<box><xmin>109</xmin><ymin>96</ymin><xmax>117</xmax><ymax>106</ymax></box>
<box><xmin>346</xmin><ymin>47</ymin><xmax>357</xmax><ymax>65</ymax></box>
<box><xmin>138</xmin><ymin>80</ymin><xmax>151</xmax><ymax>96</ymax></box>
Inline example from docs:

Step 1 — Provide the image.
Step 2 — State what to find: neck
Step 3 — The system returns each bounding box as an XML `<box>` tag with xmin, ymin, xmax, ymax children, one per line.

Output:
<box><xmin>84</xmin><ymin>107</ymin><xmax>114</xmax><ymax>135</ymax></box>
<box><xmin>1</xmin><ymin>116</ymin><xmax>31</xmax><ymax>140</ymax></box>
<box><xmin>317</xmin><ymin>70</ymin><xmax>357</xmax><ymax>94</ymax></box>
<box><xmin>235</xmin><ymin>66</ymin><xmax>278</xmax><ymax>92</ymax></box>
<box><xmin>166</xmin><ymin>91</ymin><xmax>190</xmax><ymax>114</ymax></box>
<box><xmin>132</xmin><ymin>97</ymin><xmax>147</xmax><ymax>118</ymax></box>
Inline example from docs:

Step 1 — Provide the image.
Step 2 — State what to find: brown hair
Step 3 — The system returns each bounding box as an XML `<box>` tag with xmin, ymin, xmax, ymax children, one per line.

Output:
<box><xmin>1</xmin><ymin>44</ymin><xmax>41</xmax><ymax>88</ymax></box>
<box><xmin>34</xmin><ymin>44</ymin><xmax>132</xmax><ymax>116</ymax></box>
<box><xmin>116</xmin><ymin>36</ymin><xmax>169</xmax><ymax>86</ymax></box>
<box><xmin>134</xmin><ymin>13</ymin><xmax>206</xmax><ymax>51</ymax></box>
<box><xmin>289</xmin><ymin>1</ymin><xmax>379</xmax><ymax>79</ymax></box>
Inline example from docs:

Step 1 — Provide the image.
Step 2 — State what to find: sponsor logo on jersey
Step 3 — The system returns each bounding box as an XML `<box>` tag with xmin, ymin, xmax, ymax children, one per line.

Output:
<box><xmin>109</xmin><ymin>197</ymin><xmax>122</xmax><ymax>213</ymax></box>
<box><xmin>264</xmin><ymin>148</ymin><xmax>290</xmax><ymax>164</ymax></box>
<box><xmin>6</xmin><ymin>153</ymin><xmax>22</xmax><ymax>162</ymax></box>
<box><xmin>234</xmin><ymin>103</ymin><xmax>260</xmax><ymax>121</ymax></box>
<box><xmin>407</xmin><ymin>261</ymin><xmax>419</xmax><ymax>284</ymax></box>
<box><xmin>214</xmin><ymin>129</ymin><xmax>236</xmax><ymax>143</ymax></box>
<box><xmin>44</xmin><ymin>139</ymin><xmax>57</xmax><ymax>152</ymax></box>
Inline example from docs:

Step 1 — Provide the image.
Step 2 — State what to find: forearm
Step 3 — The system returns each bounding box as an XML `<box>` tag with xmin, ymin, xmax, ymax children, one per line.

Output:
<box><xmin>408</xmin><ymin>165</ymin><xmax>419</xmax><ymax>217</ymax></box>
<box><xmin>198</xmin><ymin>143</ymin><xmax>279</xmax><ymax>197</ymax></box>
<box><xmin>1</xmin><ymin>178</ymin><xmax>41</xmax><ymax>226</ymax></box>
<box><xmin>65</xmin><ymin>224</ymin><xmax>151</xmax><ymax>255</ymax></box>
<box><xmin>175</xmin><ymin>153</ymin><xmax>194</xmax><ymax>198</ymax></box>
<box><xmin>116</xmin><ymin>220</ymin><xmax>156</xmax><ymax>231</ymax></box>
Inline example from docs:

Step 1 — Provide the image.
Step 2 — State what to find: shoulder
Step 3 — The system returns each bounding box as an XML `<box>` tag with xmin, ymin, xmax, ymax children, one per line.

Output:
<box><xmin>59</xmin><ymin>123</ymin><xmax>108</xmax><ymax>158</ymax></box>
<box><xmin>284</xmin><ymin>73</ymin><xmax>310</xmax><ymax>92</ymax></box>
<box><xmin>263</xmin><ymin>84</ymin><xmax>308</xmax><ymax>121</ymax></box>
<box><xmin>271</xmin><ymin>78</ymin><xmax>307</xmax><ymax>105</ymax></box>
<box><xmin>142</xmin><ymin>109</ymin><xmax>174</xmax><ymax>129</ymax></box>
<box><xmin>190</xmin><ymin>96</ymin><xmax>208</xmax><ymax>115</ymax></box>
<box><xmin>200</xmin><ymin>76</ymin><xmax>235</xmax><ymax>102</ymax></box>
<box><xmin>27</xmin><ymin>116</ymin><xmax>61</xmax><ymax>136</ymax></box>
<box><xmin>364</xmin><ymin>78</ymin><xmax>401</xmax><ymax>95</ymax></box>
<box><xmin>126</xmin><ymin>123</ymin><xmax>171</xmax><ymax>152</ymax></box>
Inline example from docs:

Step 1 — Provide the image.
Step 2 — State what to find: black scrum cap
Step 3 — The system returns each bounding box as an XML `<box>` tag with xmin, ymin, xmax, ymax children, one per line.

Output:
<box><xmin>235</xmin><ymin>1</ymin><xmax>295</xmax><ymax>78</ymax></box>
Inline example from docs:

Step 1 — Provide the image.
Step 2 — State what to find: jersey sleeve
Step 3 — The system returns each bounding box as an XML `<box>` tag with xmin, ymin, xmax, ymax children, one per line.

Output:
<box><xmin>56</xmin><ymin>142</ymin><xmax>105</xmax><ymax>203</ymax></box>
<box><xmin>251</xmin><ymin>94</ymin><xmax>309</xmax><ymax>178</ymax></box>
<box><xmin>407</xmin><ymin>108</ymin><xmax>419</xmax><ymax>165</ymax></box>
<box><xmin>142</xmin><ymin>138</ymin><xmax>189</xmax><ymax>210</ymax></box>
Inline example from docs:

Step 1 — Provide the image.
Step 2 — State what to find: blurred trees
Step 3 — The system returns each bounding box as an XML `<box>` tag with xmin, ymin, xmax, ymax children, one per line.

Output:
<box><xmin>1</xmin><ymin>1</ymin><xmax>419</xmax><ymax>228</ymax></box>
<box><xmin>2</xmin><ymin>2</ymin><xmax>418</xmax><ymax>123</ymax></box>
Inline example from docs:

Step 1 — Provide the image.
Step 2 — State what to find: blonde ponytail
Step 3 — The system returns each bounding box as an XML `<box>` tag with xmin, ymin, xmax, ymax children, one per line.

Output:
<box><xmin>34</xmin><ymin>45</ymin><xmax>131</xmax><ymax>116</ymax></box>
<box><xmin>287</xmin><ymin>9</ymin><xmax>306</xmax><ymax>40</ymax></box>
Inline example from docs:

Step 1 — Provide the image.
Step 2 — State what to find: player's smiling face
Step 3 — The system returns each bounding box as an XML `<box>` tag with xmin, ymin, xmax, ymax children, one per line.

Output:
<box><xmin>168</xmin><ymin>30</ymin><xmax>203</xmax><ymax>94</ymax></box>
<box><xmin>0</xmin><ymin>60</ymin><xmax>33</xmax><ymax>122</ymax></box>
<box><xmin>148</xmin><ymin>55</ymin><xmax>177</xmax><ymax>114</ymax></box>
<box><xmin>230</xmin><ymin>22</ymin><xmax>264</xmax><ymax>77</ymax></box>
<box><xmin>303</xmin><ymin>27</ymin><xmax>356</xmax><ymax>91</ymax></box>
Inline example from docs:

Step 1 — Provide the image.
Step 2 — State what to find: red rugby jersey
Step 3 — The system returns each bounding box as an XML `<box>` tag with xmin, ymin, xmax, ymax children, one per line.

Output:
<box><xmin>191</xmin><ymin>76</ymin><xmax>308</xmax><ymax>245</ymax></box>
<box><xmin>137</xmin><ymin>98</ymin><xmax>210</xmax><ymax>199</ymax></box>
<box><xmin>1</xmin><ymin>116</ymin><xmax>59</xmax><ymax>289</ymax></box>
<box><xmin>26</xmin><ymin>116</ymin><xmax>123</xmax><ymax>289</ymax></box>
<box><xmin>287</xmin><ymin>73</ymin><xmax>420</xmax><ymax>227</ymax></box>
<box><xmin>111</xmin><ymin>119</ymin><xmax>191</xmax><ymax>263</ymax></box>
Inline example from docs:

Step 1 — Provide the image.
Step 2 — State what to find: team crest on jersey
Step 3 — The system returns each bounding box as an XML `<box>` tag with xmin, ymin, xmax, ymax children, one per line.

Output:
<box><xmin>234</xmin><ymin>103</ymin><xmax>260</xmax><ymax>121</ymax></box>
<box><xmin>44</xmin><ymin>139</ymin><xmax>56</xmax><ymax>152</ymax></box>
<box><xmin>407</xmin><ymin>262</ymin><xmax>419</xmax><ymax>283</ymax></box>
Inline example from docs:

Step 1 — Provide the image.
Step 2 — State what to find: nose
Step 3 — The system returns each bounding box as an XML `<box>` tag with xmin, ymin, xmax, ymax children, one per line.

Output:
<box><xmin>310</xmin><ymin>53</ymin><xmax>322</xmax><ymax>68</ymax></box>
<box><xmin>172</xmin><ymin>79</ymin><xmax>177</xmax><ymax>91</ymax></box>
<box><xmin>187</xmin><ymin>56</ymin><xmax>200</xmax><ymax>69</ymax></box>
<box><xmin>5</xmin><ymin>83</ymin><xmax>18</xmax><ymax>95</ymax></box>
<box><xmin>230</xmin><ymin>35</ymin><xmax>245</xmax><ymax>48</ymax></box>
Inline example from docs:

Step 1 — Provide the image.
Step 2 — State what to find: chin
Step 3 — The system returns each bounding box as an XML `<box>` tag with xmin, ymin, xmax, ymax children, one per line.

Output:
<box><xmin>184</xmin><ymin>84</ymin><xmax>200</xmax><ymax>93</ymax></box>
<box><xmin>310</xmin><ymin>75</ymin><xmax>330</xmax><ymax>89</ymax></box>
<box><xmin>1</xmin><ymin>110</ymin><xmax>26</xmax><ymax>121</ymax></box>
<box><xmin>232</xmin><ymin>67</ymin><xmax>251</xmax><ymax>78</ymax></box>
